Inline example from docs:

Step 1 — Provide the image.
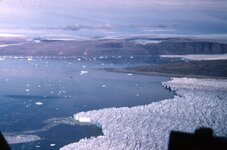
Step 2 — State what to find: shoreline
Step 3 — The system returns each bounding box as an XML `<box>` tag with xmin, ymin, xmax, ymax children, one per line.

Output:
<box><xmin>102</xmin><ymin>59</ymin><xmax>227</xmax><ymax>79</ymax></box>
<box><xmin>103</xmin><ymin>68</ymin><xmax>227</xmax><ymax>79</ymax></box>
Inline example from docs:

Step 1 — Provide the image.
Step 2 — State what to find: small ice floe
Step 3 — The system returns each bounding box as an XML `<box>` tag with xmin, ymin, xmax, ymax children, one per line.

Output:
<box><xmin>127</xmin><ymin>73</ymin><xmax>133</xmax><ymax>76</ymax></box>
<box><xmin>0</xmin><ymin>57</ymin><xmax>5</xmax><ymax>61</ymax></box>
<box><xmin>136</xmin><ymin>93</ymin><xmax>140</xmax><ymax>97</ymax></box>
<box><xmin>50</xmin><ymin>144</ymin><xmax>56</xmax><ymax>147</ymax></box>
<box><xmin>75</xmin><ymin>116</ymin><xmax>91</xmax><ymax>123</ymax></box>
<box><xmin>130</xmin><ymin>56</ymin><xmax>134</xmax><ymax>59</ymax></box>
<box><xmin>80</xmin><ymin>70</ymin><xmax>88</xmax><ymax>75</ymax></box>
<box><xmin>25</xmin><ymin>89</ymin><xmax>30</xmax><ymax>92</ymax></box>
<box><xmin>102</xmin><ymin>85</ymin><xmax>107</xmax><ymax>88</ymax></box>
<box><xmin>25</xmin><ymin>105</ymin><xmax>30</xmax><ymax>108</ymax></box>
<box><xmin>35</xmin><ymin>102</ymin><xmax>43</xmax><ymax>106</ymax></box>
<box><xmin>35</xmin><ymin>145</ymin><xmax>40</xmax><ymax>148</ymax></box>
<box><xmin>77</xmin><ymin>58</ymin><xmax>81</xmax><ymax>61</ymax></box>
<box><xmin>26</xmin><ymin>84</ymin><xmax>30</xmax><ymax>87</ymax></box>
<box><xmin>27</xmin><ymin>57</ymin><xmax>33</xmax><ymax>61</ymax></box>
<box><xmin>82</xmin><ymin>65</ymin><xmax>86</xmax><ymax>68</ymax></box>
<box><xmin>34</xmin><ymin>40</ymin><xmax>41</xmax><ymax>43</ymax></box>
<box><xmin>13</xmin><ymin>56</ymin><xmax>19</xmax><ymax>59</ymax></box>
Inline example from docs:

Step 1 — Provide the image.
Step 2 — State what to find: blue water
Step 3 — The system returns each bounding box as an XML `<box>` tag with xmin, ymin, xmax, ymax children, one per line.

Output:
<box><xmin>0</xmin><ymin>56</ymin><xmax>174</xmax><ymax>150</ymax></box>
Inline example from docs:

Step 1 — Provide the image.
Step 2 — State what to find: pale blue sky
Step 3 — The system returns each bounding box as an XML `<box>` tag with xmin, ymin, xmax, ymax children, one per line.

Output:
<box><xmin>0</xmin><ymin>0</ymin><xmax>227</xmax><ymax>38</ymax></box>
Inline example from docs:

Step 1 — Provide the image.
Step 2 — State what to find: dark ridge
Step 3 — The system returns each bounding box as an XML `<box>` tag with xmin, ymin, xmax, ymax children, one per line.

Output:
<box><xmin>0</xmin><ymin>38</ymin><xmax>227</xmax><ymax>56</ymax></box>
<box><xmin>106</xmin><ymin>60</ymin><xmax>227</xmax><ymax>78</ymax></box>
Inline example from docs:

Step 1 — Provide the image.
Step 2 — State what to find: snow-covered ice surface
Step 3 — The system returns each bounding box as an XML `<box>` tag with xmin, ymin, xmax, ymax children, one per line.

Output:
<box><xmin>4</xmin><ymin>134</ymin><xmax>41</xmax><ymax>144</ymax></box>
<box><xmin>61</xmin><ymin>77</ymin><xmax>227</xmax><ymax>150</ymax></box>
<box><xmin>160</xmin><ymin>54</ymin><xmax>227</xmax><ymax>60</ymax></box>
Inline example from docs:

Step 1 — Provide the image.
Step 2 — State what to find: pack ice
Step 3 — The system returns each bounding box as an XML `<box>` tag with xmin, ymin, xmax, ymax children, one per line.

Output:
<box><xmin>61</xmin><ymin>77</ymin><xmax>227</xmax><ymax>150</ymax></box>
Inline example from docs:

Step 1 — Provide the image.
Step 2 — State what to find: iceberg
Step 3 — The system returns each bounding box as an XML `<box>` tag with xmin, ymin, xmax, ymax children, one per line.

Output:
<box><xmin>102</xmin><ymin>85</ymin><xmax>107</xmax><ymax>88</ymax></box>
<box><xmin>80</xmin><ymin>70</ymin><xmax>88</xmax><ymax>75</ymax></box>
<box><xmin>61</xmin><ymin>78</ymin><xmax>227</xmax><ymax>150</ymax></box>
<box><xmin>27</xmin><ymin>56</ymin><xmax>33</xmax><ymax>61</ymax></box>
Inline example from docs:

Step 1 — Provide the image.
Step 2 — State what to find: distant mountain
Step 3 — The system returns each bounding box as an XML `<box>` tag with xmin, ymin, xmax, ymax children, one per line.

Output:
<box><xmin>0</xmin><ymin>37</ymin><xmax>227</xmax><ymax>56</ymax></box>
<box><xmin>144</xmin><ymin>40</ymin><xmax>227</xmax><ymax>55</ymax></box>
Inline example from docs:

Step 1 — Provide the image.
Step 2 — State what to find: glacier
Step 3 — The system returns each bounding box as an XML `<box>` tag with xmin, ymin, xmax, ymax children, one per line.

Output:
<box><xmin>160</xmin><ymin>54</ymin><xmax>227</xmax><ymax>60</ymax></box>
<box><xmin>61</xmin><ymin>77</ymin><xmax>227</xmax><ymax>150</ymax></box>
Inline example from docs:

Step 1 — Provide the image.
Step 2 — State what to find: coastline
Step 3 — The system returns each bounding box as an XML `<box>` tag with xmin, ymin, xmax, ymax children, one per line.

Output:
<box><xmin>103</xmin><ymin>68</ymin><xmax>227</xmax><ymax>79</ymax></box>
<box><xmin>102</xmin><ymin>59</ymin><xmax>227</xmax><ymax>79</ymax></box>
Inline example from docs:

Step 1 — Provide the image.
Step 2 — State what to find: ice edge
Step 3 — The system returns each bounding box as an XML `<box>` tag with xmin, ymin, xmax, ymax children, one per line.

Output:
<box><xmin>61</xmin><ymin>77</ymin><xmax>227</xmax><ymax>150</ymax></box>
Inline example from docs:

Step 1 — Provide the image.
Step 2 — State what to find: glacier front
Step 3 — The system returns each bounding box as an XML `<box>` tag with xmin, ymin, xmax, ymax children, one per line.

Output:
<box><xmin>61</xmin><ymin>77</ymin><xmax>227</xmax><ymax>150</ymax></box>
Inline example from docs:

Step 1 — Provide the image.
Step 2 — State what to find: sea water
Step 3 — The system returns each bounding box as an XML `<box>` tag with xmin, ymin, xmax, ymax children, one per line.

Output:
<box><xmin>0</xmin><ymin>56</ymin><xmax>174</xmax><ymax>150</ymax></box>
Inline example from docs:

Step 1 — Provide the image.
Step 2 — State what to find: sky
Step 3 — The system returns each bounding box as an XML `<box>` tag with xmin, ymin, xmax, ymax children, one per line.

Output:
<box><xmin>0</xmin><ymin>0</ymin><xmax>227</xmax><ymax>38</ymax></box>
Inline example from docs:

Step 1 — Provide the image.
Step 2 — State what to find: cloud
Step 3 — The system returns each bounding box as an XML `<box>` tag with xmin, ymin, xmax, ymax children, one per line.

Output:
<box><xmin>63</xmin><ymin>24</ymin><xmax>113</xmax><ymax>31</ymax></box>
<box><xmin>31</xmin><ymin>23</ymin><xmax>114</xmax><ymax>32</ymax></box>
<box><xmin>0</xmin><ymin>0</ymin><xmax>227</xmax><ymax>35</ymax></box>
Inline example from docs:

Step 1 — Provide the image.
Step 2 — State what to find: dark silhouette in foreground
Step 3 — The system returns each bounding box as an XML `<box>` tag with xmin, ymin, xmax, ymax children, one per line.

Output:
<box><xmin>0</xmin><ymin>132</ymin><xmax>11</xmax><ymax>150</ymax></box>
<box><xmin>1</xmin><ymin>128</ymin><xmax>227</xmax><ymax>150</ymax></box>
<box><xmin>169</xmin><ymin>128</ymin><xmax>227</xmax><ymax>150</ymax></box>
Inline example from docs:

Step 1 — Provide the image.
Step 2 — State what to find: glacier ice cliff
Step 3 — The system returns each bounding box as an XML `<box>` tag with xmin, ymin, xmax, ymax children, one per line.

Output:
<box><xmin>61</xmin><ymin>78</ymin><xmax>227</xmax><ymax>150</ymax></box>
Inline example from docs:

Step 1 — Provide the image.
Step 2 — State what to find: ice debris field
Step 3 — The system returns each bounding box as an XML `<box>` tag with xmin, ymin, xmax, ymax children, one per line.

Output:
<box><xmin>61</xmin><ymin>77</ymin><xmax>227</xmax><ymax>150</ymax></box>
